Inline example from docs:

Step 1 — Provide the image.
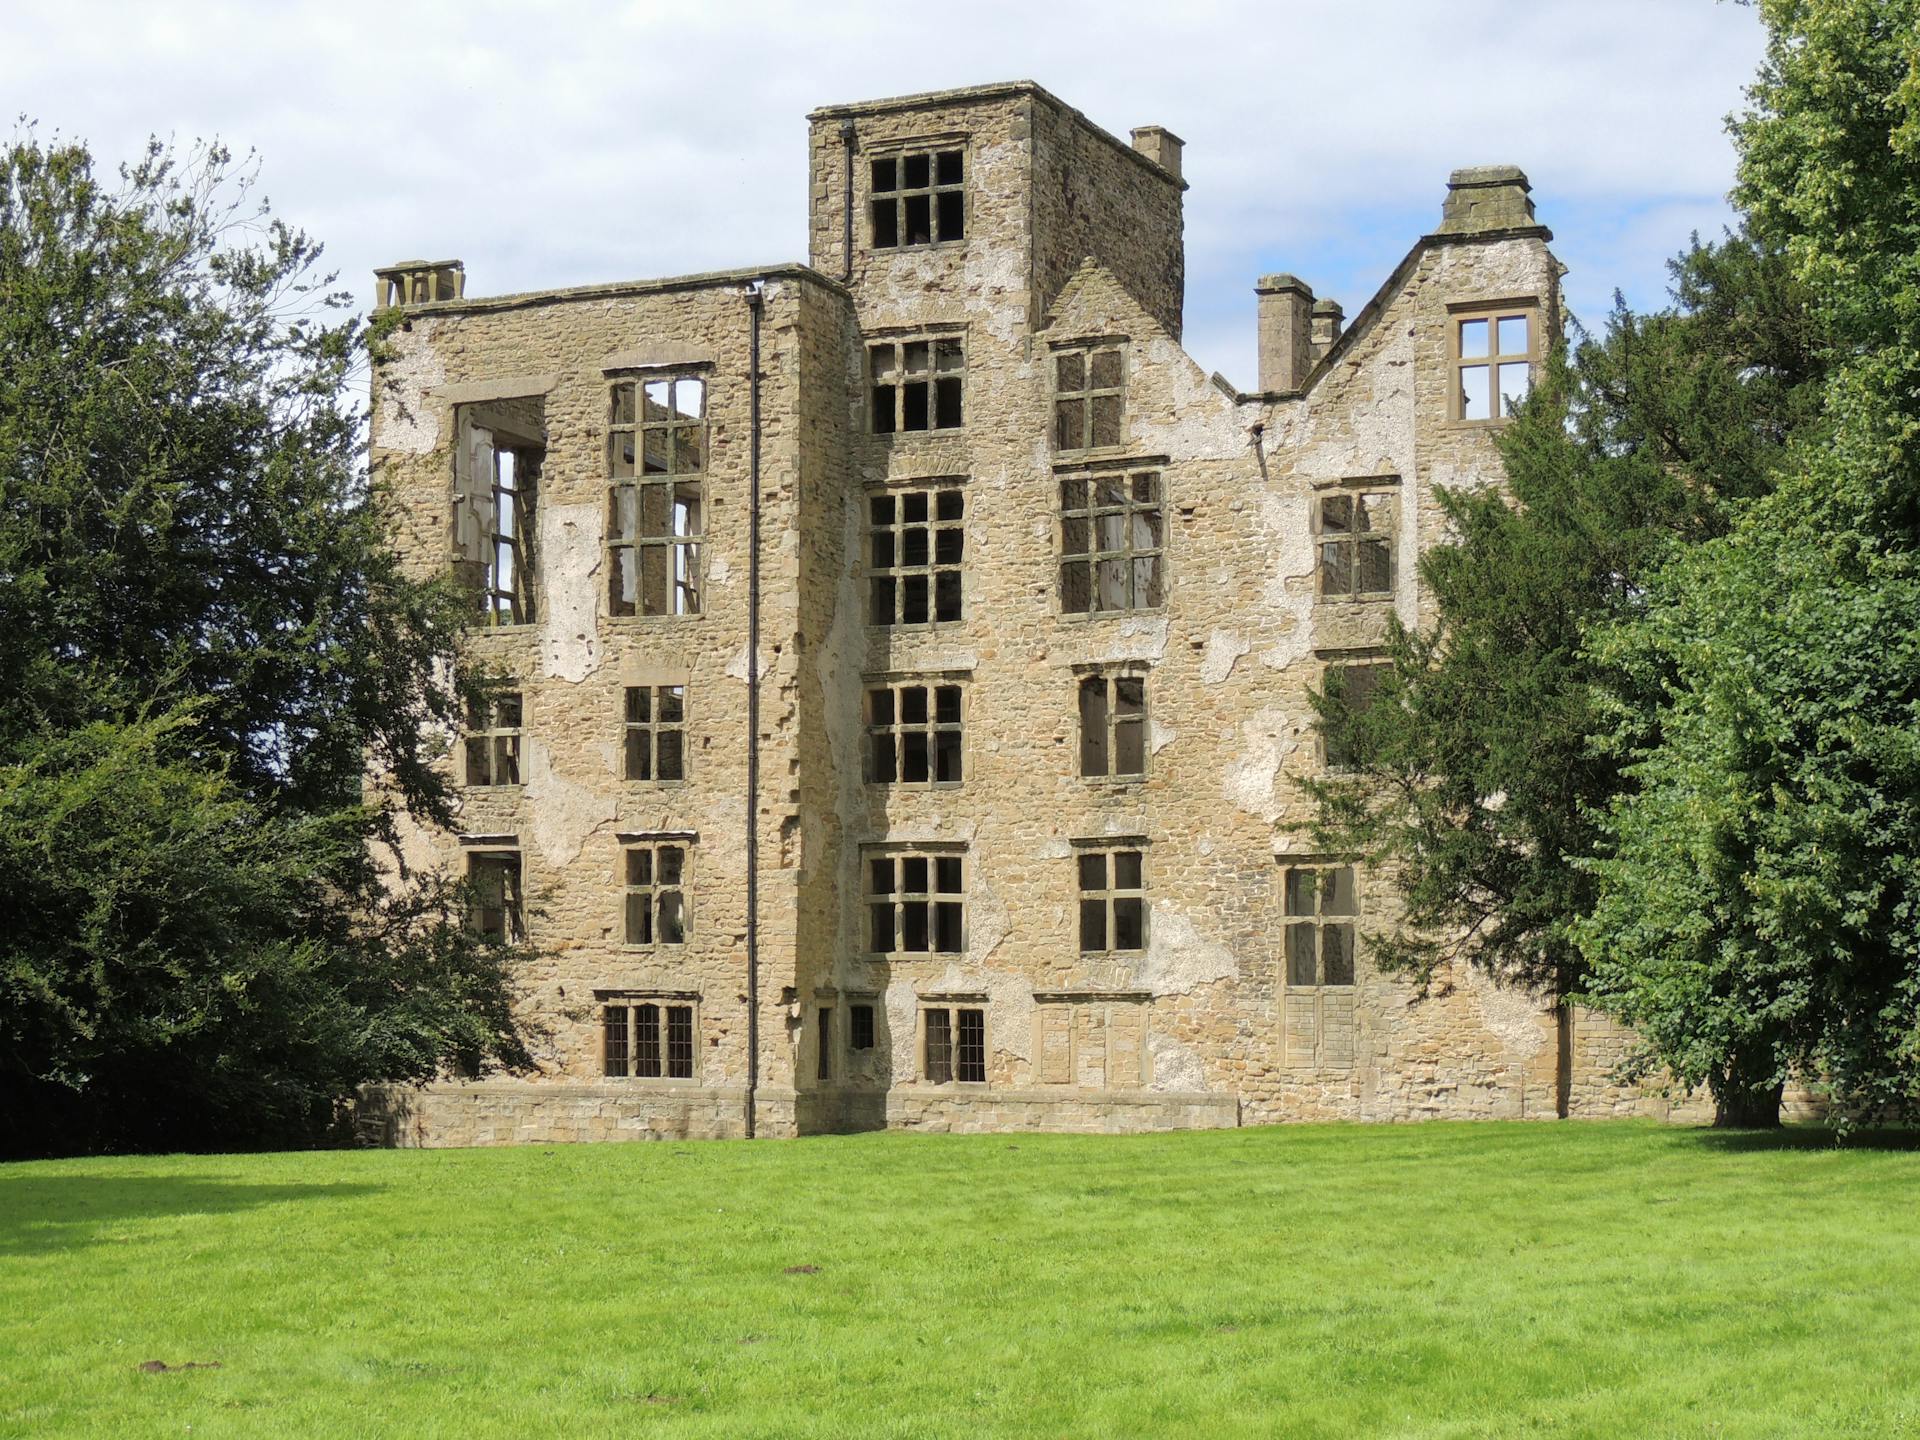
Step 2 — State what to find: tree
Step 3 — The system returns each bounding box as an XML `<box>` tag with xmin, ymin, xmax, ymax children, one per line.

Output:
<box><xmin>1574</xmin><ymin>0</ymin><xmax>1920</xmax><ymax>1128</ymax></box>
<box><xmin>1307</xmin><ymin>231</ymin><xmax>1824</xmax><ymax>1008</ymax></box>
<box><xmin>0</xmin><ymin>133</ymin><xmax>531</xmax><ymax>1155</ymax></box>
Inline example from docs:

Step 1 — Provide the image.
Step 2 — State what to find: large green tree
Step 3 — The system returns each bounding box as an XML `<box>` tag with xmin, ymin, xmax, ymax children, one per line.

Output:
<box><xmin>1575</xmin><ymin>0</ymin><xmax>1920</xmax><ymax>1128</ymax></box>
<box><xmin>0</xmin><ymin>135</ymin><xmax>530</xmax><ymax>1155</ymax></box>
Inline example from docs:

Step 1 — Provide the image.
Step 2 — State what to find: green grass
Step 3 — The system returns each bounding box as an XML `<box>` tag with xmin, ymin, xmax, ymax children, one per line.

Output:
<box><xmin>3</xmin><ymin>1123</ymin><xmax>1918</xmax><ymax>1439</ymax></box>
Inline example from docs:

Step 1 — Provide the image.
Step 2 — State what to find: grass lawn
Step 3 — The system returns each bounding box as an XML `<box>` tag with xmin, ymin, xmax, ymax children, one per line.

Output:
<box><xmin>2</xmin><ymin>1122</ymin><xmax>1917</xmax><ymax>1438</ymax></box>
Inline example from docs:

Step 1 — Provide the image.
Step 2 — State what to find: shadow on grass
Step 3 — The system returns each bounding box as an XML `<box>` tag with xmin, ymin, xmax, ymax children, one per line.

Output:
<box><xmin>0</xmin><ymin>1174</ymin><xmax>384</xmax><ymax>1257</ymax></box>
<box><xmin>1679</xmin><ymin>1126</ymin><xmax>1920</xmax><ymax>1154</ymax></box>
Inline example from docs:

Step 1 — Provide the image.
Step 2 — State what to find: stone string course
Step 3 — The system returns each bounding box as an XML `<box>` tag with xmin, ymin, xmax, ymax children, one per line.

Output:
<box><xmin>364</xmin><ymin>81</ymin><xmax>1723</xmax><ymax>1147</ymax></box>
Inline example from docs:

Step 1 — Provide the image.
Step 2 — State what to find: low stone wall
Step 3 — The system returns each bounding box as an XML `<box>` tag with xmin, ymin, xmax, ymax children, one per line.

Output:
<box><xmin>802</xmin><ymin>1086</ymin><xmax>1241</xmax><ymax>1135</ymax></box>
<box><xmin>356</xmin><ymin>1081</ymin><xmax>774</xmax><ymax>1147</ymax></box>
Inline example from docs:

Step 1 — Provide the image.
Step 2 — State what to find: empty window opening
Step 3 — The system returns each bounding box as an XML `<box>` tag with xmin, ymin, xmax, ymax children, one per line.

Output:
<box><xmin>869</xmin><ymin>482</ymin><xmax>964</xmax><ymax>625</ymax></box>
<box><xmin>1060</xmin><ymin>469</ymin><xmax>1164</xmax><ymax>614</ymax></box>
<box><xmin>1053</xmin><ymin>344</ymin><xmax>1126</xmax><ymax>452</ymax></box>
<box><xmin>608</xmin><ymin>376</ymin><xmax>705</xmax><ymax>617</ymax></box>
<box><xmin>1454</xmin><ymin>309</ymin><xmax>1534</xmax><ymax>421</ymax></box>
<box><xmin>1284</xmin><ymin>866</ymin><xmax>1358</xmax><ymax>986</ymax></box>
<box><xmin>624</xmin><ymin>842</ymin><xmax>689</xmax><ymax>946</ymax></box>
<box><xmin>816</xmin><ymin>1007</ymin><xmax>833</xmax><ymax>1080</ymax></box>
<box><xmin>1078</xmin><ymin>672</ymin><xmax>1147</xmax><ymax>779</ymax></box>
<box><xmin>1078</xmin><ymin>847</ymin><xmax>1147</xmax><ymax>954</ymax></box>
<box><xmin>870</xmin><ymin>337</ymin><xmax>963</xmax><ymax>434</ymax></box>
<box><xmin>866</xmin><ymin>680</ymin><xmax>963</xmax><ymax>785</ymax></box>
<box><xmin>850</xmin><ymin>1003</ymin><xmax>876</xmax><ymax>1051</ymax></box>
<box><xmin>923</xmin><ymin>1005</ymin><xmax>986</xmax><ymax>1083</ymax></box>
<box><xmin>867</xmin><ymin>850</ymin><xmax>965</xmax><ymax>955</ymax></box>
<box><xmin>468</xmin><ymin>851</ymin><xmax>523</xmax><ymax>942</ymax></box>
<box><xmin>624</xmin><ymin>685</ymin><xmax>687</xmax><ymax>782</ymax></box>
<box><xmin>1317</xmin><ymin>490</ymin><xmax>1396</xmax><ymax>598</ymax></box>
<box><xmin>602</xmin><ymin>1001</ymin><xmax>696</xmax><ymax>1079</ymax></box>
<box><xmin>454</xmin><ymin>398</ymin><xmax>545</xmax><ymax>625</ymax></box>
<box><xmin>870</xmin><ymin>148</ymin><xmax>964</xmax><ymax>249</ymax></box>
<box><xmin>1322</xmin><ymin>661</ymin><xmax>1389</xmax><ymax>771</ymax></box>
<box><xmin>464</xmin><ymin>692</ymin><xmax>522</xmax><ymax>787</ymax></box>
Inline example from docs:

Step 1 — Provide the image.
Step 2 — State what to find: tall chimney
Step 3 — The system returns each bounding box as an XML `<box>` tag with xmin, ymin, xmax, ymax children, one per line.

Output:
<box><xmin>1130</xmin><ymin>126</ymin><xmax>1184</xmax><ymax>182</ymax></box>
<box><xmin>1435</xmin><ymin>165</ymin><xmax>1536</xmax><ymax>236</ymax></box>
<box><xmin>1255</xmin><ymin>273</ymin><xmax>1315</xmax><ymax>393</ymax></box>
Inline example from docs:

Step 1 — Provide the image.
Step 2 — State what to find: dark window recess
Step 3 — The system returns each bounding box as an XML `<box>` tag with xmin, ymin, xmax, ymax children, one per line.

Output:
<box><xmin>870</xmin><ymin>148</ymin><xmax>964</xmax><ymax>249</ymax></box>
<box><xmin>1060</xmin><ymin>470</ymin><xmax>1164</xmax><ymax>613</ymax></box>
<box><xmin>623</xmin><ymin>685</ymin><xmax>686</xmax><ymax>782</ymax></box>
<box><xmin>1322</xmin><ymin>662</ymin><xmax>1388</xmax><ymax>771</ymax></box>
<box><xmin>1284</xmin><ymin>866</ymin><xmax>1359</xmax><ymax>986</ymax></box>
<box><xmin>610</xmin><ymin>1002</ymin><xmax>697</xmax><ymax>1079</ymax></box>
<box><xmin>607</xmin><ymin>376</ymin><xmax>705</xmax><ymax>618</ymax></box>
<box><xmin>1318</xmin><ymin>491</ymin><xmax>1395</xmax><ymax>598</ymax></box>
<box><xmin>1079</xmin><ymin>673</ymin><xmax>1147</xmax><ymax>778</ymax></box>
<box><xmin>867</xmin><ymin>682</ymin><xmax>963</xmax><ymax>785</ymax></box>
<box><xmin>624</xmin><ymin>843</ymin><xmax>688</xmax><ymax>946</ymax></box>
<box><xmin>870</xmin><ymin>338</ymin><xmax>963</xmax><ymax>434</ymax></box>
<box><xmin>465</xmin><ymin>692</ymin><xmax>522</xmax><ymax>787</ymax></box>
<box><xmin>1078</xmin><ymin>847</ymin><xmax>1147</xmax><ymax>953</ymax></box>
<box><xmin>870</xmin><ymin>485</ymin><xmax>964</xmax><ymax>625</ymax></box>
<box><xmin>867</xmin><ymin>852</ymin><xmax>965</xmax><ymax>954</ymax></box>
<box><xmin>850</xmin><ymin>1004</ymin><xmax>876</xmax><ymax>1051</ymax></box>
<box><xmin>469</xmin><ymin>852</ymin><xmax>523</xmax><ymax>942</ymax></box>
<box><xmin>923</xmin><ymin>1005</ymin><xmax>986</xmax><ymax>1083</ymax></box>
<box><xmin>817</xmin><ymin>1008</ymin><xmax>833</xmax><ymax>1080</ymax></box>
<box><xmin>1053</xmin><ymin>345</ymin><xmax>1126</xmax><ymax>452</ymax></box>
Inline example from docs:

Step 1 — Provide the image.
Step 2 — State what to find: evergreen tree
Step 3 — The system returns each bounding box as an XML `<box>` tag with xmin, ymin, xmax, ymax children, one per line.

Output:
<box><xmin>0</xmin><ymin>134</ymin><xmax>531</xmax><ymax>1155</ymax></box>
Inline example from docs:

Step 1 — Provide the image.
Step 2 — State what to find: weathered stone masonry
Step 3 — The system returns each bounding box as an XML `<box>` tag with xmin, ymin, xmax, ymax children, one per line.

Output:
<box><xmin>362</xmin><ymin>81</ymin><xmax>1706</xmax><ymax>1147</ymax></box>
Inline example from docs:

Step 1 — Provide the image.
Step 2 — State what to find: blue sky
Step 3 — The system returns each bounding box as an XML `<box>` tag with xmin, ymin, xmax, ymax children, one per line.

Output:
<box><xmin>6</xmin><ymin>1</ymin><xmax>1768</xmax><ymax>387</ymax></box>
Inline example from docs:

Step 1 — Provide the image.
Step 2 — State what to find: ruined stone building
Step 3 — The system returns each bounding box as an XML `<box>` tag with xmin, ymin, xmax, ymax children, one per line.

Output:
<box><xmin>365</xmin><ymin>81</ymin><xmax>1695</xmax><ymax>1146</ymax></box>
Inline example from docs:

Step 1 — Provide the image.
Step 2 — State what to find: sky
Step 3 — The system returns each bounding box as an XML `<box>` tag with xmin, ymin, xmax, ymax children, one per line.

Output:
<box><xmin>5</xmin><ymin>1</ymin><xmax>1769</xmax><ymax>388</ymax></box>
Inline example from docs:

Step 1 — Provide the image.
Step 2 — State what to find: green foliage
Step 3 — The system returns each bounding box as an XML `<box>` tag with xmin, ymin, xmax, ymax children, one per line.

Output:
<box><xmin>1575</xmin><ymin>0</ymin><xmax>1920</xmax><ymax>1127</ymax></box>
<box><xmin>0</xmin><ymin>133</ymin><xmax>530</xmax><ymax>1155</ymax></box>
<box><xmin>1307</xmin><ymin>233</ymin><xmax>1823</xmax><ymax>995</ymax></box>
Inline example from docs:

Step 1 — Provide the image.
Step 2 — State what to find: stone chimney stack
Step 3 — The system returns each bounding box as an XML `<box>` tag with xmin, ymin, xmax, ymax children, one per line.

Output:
<box><xmin>1255</xmin><ymin>273</ymin><xmax>1315</xmax><ymax>393</ymax></box>
<box><xmin>1435</xmin><ymin>165</ymin><xmax>1536</xmax><ymax>235</ymax></box>
<box><xmin>1130</xmin><ymin>126</ymin><xmax>1184</xmax><ymax>182</ymax></box>
<box><xmin>1310</xmin><ymin>297</ymin><xmax>1345</xmax><ymax>359</ymax></box>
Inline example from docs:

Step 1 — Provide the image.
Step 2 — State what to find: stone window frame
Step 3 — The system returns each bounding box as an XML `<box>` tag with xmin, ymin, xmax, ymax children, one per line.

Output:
<box><xmin>596</xmin><ymin>988</ymin><xmax>701</xmax><ymax>1083</ymax></box>
<box><xmin>1051</xmin><ymin>336</ymin><xmax>1129</xmax><ymax>455</ymax></box>
<box><xmin>868</xmin><ymin>329</ymin><xmax>965</xmax><ymax>436</ymax></box>
<box><xmin>1449</xmin><ymin>300</ymin><xmax>1538</xmax><ymax>425</ymax></box>
<box><xmin>863</xmin><ymin>672</ymin><xmax>966</xmax><ymax>788</ymax></box>
<box><xmin>918</xmin><ymin>992</ymin><xmax>988</xmax><ymax>1086</ymax></box>
<box><xmin>1075</xmin><ymin>663</ymin><xmax>1149</xmax><ymax>784</ymax></box>
<box><xmin>464</xmin><ymin>842</ymin><xmax>524</xmax><ymax>943</ymax></box>
<box><xmin>863</xmin><ymin>843</ymin><xmax>966</xmax><ymax>957</ymax></box>
<box><xmin>1074</xmin><ymin>837</ymin><xmax>1149</xmax><ymax>956</ymax></box>
<box><xmin>1319</xmin><ymin>650</ymin><xmax>1391</xmax><ymax>772</ymax></box>
<box><xmin>463</xmin><ymin>691</ymin><xmax>523</xmax><ymax>789</ymax></box>
<box><xmin>623</xmin><ymin>683</ymin><xmax>688</xmax><ymax>785</ymax></box>
<box><xmin>865</xmin><ymin>476</ymin><xmax>965</xmax><ymax>629</ymax></box>
<box><xmin>1031</xmin><ymin>990</ymin><xmax>1153</xmax><ymax>1089</ymax></box>
<box><xmin>868</xmin><ymin>140</ymin><xmax>968</xmax><ymax>251</ymax></box>
<box><xmin>1313</xmin><ymin>475</ymin><xmax>1400</xmax><ymax>603</ymax></box>
<box><xmin>618</xmin><ymin>831</ymin><xmax>694</xmax><ymax>950</ymax></box>
<box><xmin>1281</xmin><ymin>861</ymin><xmax>1360</xmax><ymax>988</ymax></box>
<box><xmin>1056</xmin><ymin>459</ymin><xmax>1167</xmax><ymax>618</ymax></box>
<box><xmin>606</xmin><ymin>370</ymin><xmax>709</xmax><ymax>619</ymax></box>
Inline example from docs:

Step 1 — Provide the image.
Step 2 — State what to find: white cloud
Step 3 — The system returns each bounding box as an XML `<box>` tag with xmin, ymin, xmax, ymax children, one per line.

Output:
<box><xmin>5</xmin><ymin>0</ymin><xmax>1766</xmax><ymax>386</ymax></box>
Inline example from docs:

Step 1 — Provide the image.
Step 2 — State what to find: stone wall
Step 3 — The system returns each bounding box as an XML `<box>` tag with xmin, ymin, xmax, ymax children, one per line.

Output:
<box><xmin>363</xmin><ymin>81</ymin><xmax>1704</xmax><ymax>1147</ymax></box>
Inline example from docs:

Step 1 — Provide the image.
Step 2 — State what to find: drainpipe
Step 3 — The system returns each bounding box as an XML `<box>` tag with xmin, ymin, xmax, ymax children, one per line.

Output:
<box><xmin>839</xmin><ymin>120</ymin><xmax>856</xmax><ymax>282</ymax></box>
<box><xmin>744</xmin><ymin>280</ymin><xmax>765</xmax><ymax>1138</ymax></box>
